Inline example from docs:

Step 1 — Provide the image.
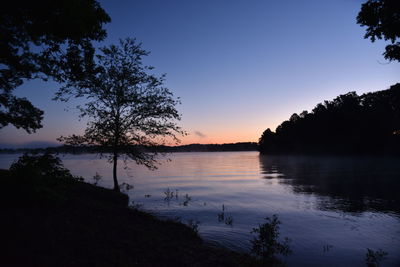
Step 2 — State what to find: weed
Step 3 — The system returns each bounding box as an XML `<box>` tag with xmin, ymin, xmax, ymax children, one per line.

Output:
<box><xmin>120</xmin><ymin>182</ymin><xmax>134</xmax><ymax>192</ymax></box>
<box><xmin>187</xmin><ymin>219</ymin><xmax>200</xmax><ymax>234</ymax></box>
<box><xmin>218</xmin><ymin>211</ymin><xmax>225</xmax><ymax>222</ymax></box>
<box><xmin>217</xmin><ymin>204</ymin><xmax>233</xmax><ymax>226</ymax></box>
<box><xmin>323</xmin><ymin>244</ymin><xmax>333</xmax><ymax>253</ymax></box>
<box><xmin>172</xmin><ymin>216</ymin><xmax>182</xmax><ymax>223</ymax></box>
<box><xmin>92</xmin><ymin>172</ymin><xmax>102</xmax><ymax>186</ymax></box>
<box><xmin>182</xmin><ymin>193</ymin><xmax>192</xmax><ymax>206</ymax></box>
<box><xmin>365</xmin><ymin>248</ymin><xmax>388</xmax><ymax>267</ymax></box>
<box><xmin>225</xmin><ymin>216</ymin><xmax>233</xmax><ymax>226</ymax></box>
<box><xmin>164</xmin><ymin>188</ymin><xmax>174</xmax><ymax>200</ymax></box>
<box><xmin>251</xmin><ymin>214</ymin><xmax>291</xmax><ymax>264</ymax></box>
<box><xmin>129</xmin><ymin>201</ymin><xmax>143</xmax><ymax>210</ymax></box>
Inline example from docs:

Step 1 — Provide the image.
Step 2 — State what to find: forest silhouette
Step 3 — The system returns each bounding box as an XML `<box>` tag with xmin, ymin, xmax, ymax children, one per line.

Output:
<box><xmin>259</xmin><ymin>84</ymin><xmax>400</xmax><ymax>155</ymax></box>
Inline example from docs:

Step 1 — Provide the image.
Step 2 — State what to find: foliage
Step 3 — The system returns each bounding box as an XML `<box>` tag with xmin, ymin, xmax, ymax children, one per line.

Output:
<box><xmin>259</xmin><ymin>84</ymin><xmax>400</xmax><ymax>155</ymax></box>
<box><xmin>56</xmin><ymin>38</ymin><xmax>184</xmax><ymax>191</ymax></box>
<box><xmin>187</xmin><ymin>219</ymin><xmax>200</xmax><ymax>234</ymax></box>
<box><xmin>92</xmin><ymin>172</ymin><xmax>102</xmax><ymax>186</ymax></box>
<box><xmin>0</xmin><ymin>0</ymin><xmax>110</xmax><ymax>132</ymax></box>
<box><xmin>365</xmin><ymin>248</ymin><xmax>388</xmax><ymax>267</ymax></box>
<box><xmin>0</xmin><ymin>95</ymin><xmax>44</xmax><ymax>133</ymax></box>
<box><xmin>357</xmin><ymin>0</ymin><xmax>400</xmax><ymax>61</ymax></box>
<box><xmin>8</xmin><ymin>153</ymin><xmax>84</xmax><ymax>204</ymax></box>
<box><xmin>10</xmin><ymin>153</ymin><xmax>74</xmax><ymax>180</ymax></box>
<box><xmin>251</xmin><ymin>215</ymin><xmax>291</xmax><ymax>264</ymax></box>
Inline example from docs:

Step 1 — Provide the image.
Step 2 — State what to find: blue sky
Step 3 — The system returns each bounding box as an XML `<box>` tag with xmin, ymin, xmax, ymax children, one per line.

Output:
<box><xmin>0</xmin><ymin>0</ymin><xmax>399</xmax><ymax>147</ymax></box>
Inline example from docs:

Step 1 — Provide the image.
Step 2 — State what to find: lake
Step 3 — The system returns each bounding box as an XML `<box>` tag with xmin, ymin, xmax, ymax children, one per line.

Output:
<box><xmin>1</xmin><ymin>152</ymin><xmax>399</xmax><ymax>266</ymax></box>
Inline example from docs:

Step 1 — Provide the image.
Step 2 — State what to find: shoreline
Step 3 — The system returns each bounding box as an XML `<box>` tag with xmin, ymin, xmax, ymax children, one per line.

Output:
<box><xmin>0</xmin><ymin>169</ymin><xmax>262</xmax><ymax>267</ymax></box>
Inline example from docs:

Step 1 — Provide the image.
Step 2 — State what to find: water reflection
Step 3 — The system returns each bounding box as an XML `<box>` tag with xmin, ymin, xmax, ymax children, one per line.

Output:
<box><xmin>1</xmin><ymin>152</ymin><xmax>399</xmax><ymax>266</ymax></box>
<box><xmin>260</xmin><ymin>155</ymin><xmax>400</xmax><ymax>215</ymax></box>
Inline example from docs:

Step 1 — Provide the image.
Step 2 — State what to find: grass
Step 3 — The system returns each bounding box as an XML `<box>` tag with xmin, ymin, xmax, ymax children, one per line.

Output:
<box><xmin>0</xmin><ymin>169</ymin><xmax>262</xmax><ymax>267</ymax></box>
<box><xmin>217</xmin><ymin>204</ymin><xmax>234</xmax><ymax>226</ymax></box>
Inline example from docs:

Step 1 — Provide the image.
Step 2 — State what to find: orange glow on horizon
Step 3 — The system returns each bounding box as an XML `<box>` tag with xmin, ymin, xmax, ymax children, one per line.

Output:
<box><xmin>172</xmin><ymin>131</ymin><xmax>260</xmax><ymax>146</ymax></box>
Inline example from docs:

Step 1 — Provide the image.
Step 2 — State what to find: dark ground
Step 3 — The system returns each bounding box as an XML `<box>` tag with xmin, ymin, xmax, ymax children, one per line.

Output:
<box><xmin>0</xmin><ymin>169</ymin><xmax>261</xmax><ymax>267</ymax></box>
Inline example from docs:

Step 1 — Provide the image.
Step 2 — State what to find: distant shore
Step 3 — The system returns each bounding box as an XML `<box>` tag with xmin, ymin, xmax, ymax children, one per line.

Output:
<box><xmin>0</xmin><ymin>142</ymin><xmax>259</xmax><ymax>154</ymax></box>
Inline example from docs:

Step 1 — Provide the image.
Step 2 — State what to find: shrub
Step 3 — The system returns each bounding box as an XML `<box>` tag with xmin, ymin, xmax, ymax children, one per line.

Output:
<box><xmin>365</xmin><ymin>248</ymin><xmax>388</xmax><ymax>267</ymax></box>
<box><xmin>10</xmin><ymin>153</ymin><xmax>73</xmax><ymax>179</ymax></box>
<box><xmin>251</xmin><ymin>214</ymin><xmax>291</xmax><ymax>264</ymax></box>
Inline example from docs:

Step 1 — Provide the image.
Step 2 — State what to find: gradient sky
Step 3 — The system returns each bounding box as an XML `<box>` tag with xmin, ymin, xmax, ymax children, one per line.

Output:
<box><xmin>0</xmin><ymin>0</ymin><xmax>399</xmax><ymax>147</ymax></box>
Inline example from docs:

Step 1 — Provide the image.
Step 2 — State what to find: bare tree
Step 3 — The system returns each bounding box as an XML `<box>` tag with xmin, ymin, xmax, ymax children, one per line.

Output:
<box><xmin>56</xmin><ymin>38</ymin><xmax>184</xmax><ymax>192</ymax></box>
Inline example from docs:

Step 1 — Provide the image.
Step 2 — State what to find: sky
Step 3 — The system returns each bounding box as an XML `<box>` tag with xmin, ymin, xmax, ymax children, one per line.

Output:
<box><xmin>0</xmin><ymin>0</ymin><xmax>399</xmax><ymax>147</ymax></box>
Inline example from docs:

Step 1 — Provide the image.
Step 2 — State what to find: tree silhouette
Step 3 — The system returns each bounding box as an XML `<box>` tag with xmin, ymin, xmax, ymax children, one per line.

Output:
<box><xmin>259</xmin><ymin>84</ymin><xmax>400</xmax><ymax>155</ymax></box>
<box><xmin>0</xmin><ymin>95</ymin><xmax>43</xmax><ymax>133</ymax></box>
<box><xmin>357</xmin><ymin>0</ymin><xmax>400</xmax><ymax>61</ymax></box>
<box><xmin>0</xmin><ymin>0</ymin><xmax>110</xmax><ymax>132</ymax></box>
<box><xmin>56</xmin><ymin>38</ymin><xmax>184</xmax><ymax>192</ymax></box>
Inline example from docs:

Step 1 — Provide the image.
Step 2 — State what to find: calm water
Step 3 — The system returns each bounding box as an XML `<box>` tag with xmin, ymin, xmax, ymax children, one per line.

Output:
<box><xmin>1</xmin><ymin>152</ymin><xmax>399</xmax><ymax>266</ymax></box>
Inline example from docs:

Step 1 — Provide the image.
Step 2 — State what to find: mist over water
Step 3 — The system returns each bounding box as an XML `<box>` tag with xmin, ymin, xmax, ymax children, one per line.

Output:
<box><xmin>1</xmin><ymin>152</ymin><xmax>399</xmax><ymax>266</ymax></box>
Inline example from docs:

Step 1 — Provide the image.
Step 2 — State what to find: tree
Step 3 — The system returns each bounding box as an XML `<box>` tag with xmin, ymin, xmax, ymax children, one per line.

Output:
<box><xmin>0</xmin><ymin>95</ymin><xmax>44</xmax><ymax>133</ymax></box>
<box><xmin>56</xmin><ymin>38</ymin><xmax>184</xmax><ymax>192</ymax></box>
<box><xmin>0</xmin><ymin>0</ymin><xmax>110</xmax><ymax>132</ymax></box>
<box><xmin>357</xmin><ymin>0</ymin><xmax>400</xmax><ymax>61</ymax></box>
<box><xmin>258</xmin><ymin>84</ymin><xmax>400</xmax><ymax>155</ymax></box>
<box><xmin>258</xmin><ymin>128</ymin><xmax>277</xmax><ymax>154</ymax></box>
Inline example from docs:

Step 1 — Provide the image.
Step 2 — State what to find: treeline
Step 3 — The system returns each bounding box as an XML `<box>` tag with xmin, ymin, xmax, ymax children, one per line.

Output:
<box><xmin>0</xmin><ymin>142</ymin><xmax>258</xmax><ymax>154</ymax></box>
<box><xmin>156</xmin><ymin>142</ymin><xmax>258</xmax><ymax>152</ymax></box>
<box><xmin>259</xmin><ymin>83</ymin><xmax>400</xmax><ymax>155</ymax></box>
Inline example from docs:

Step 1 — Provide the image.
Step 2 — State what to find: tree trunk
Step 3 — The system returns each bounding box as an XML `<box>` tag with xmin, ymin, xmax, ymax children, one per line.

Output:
<box><xmin>113</xmin><ymin>152</ymin><xmax>120</xmax><ymax>192</ymax></box>
<box><xmin>113</xmin><ymin>106</ymin><xmax>121</xmax><ymax>192</ymax></box>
